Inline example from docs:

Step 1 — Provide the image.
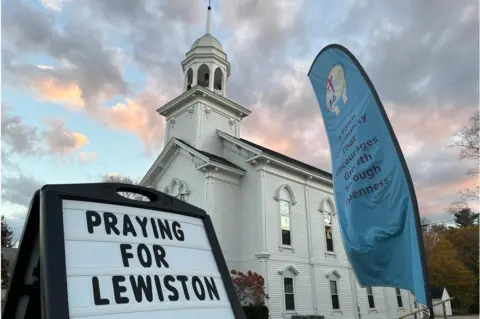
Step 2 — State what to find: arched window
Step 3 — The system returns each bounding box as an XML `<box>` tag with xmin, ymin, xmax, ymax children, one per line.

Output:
<box><xmin>280</xmin><ymin>199</ymin><xmax>291</xmax><ymax>246</ymax></box>
<box><xmin>197</xmin><ymin>64</ymin><xmax>210</xmax><ymax>88</ymax></box>
<box><xmin>213</xmin><ymin>67</ymin><xmax>223</xmax><ymax>93</ymax></box>
<box><xmin>170</xmin><ymin>179</ymin><xmax>178</xmax><ymax>197</ymax></box>
<box><xmin>186</xmin><ymin>68</ymin><xmax>193</xmax><ymax>90</ymax></box>
<box><xmin>278</xmin><ymin>266</ymin><xmax>299</xmax><ymax>312</ymax></box>
<box><xmin>166</xmin><ymin>178</ymin><xmax>190</xmax><ymax>202</ymax></box>
<box><xmin>325</xmin><ymin>270</ymin><xmax>341</xmax><ymax>310</ymax></box>
<box><xmin>321</xmin><ymin>197</ymin><xmax>335</xmax><ymax>253</ymax></box>
<box><xmin>275</xmin><ymin>185</ymin><xmax>296</xmax><ymax>247</ymax></box>
<box><xmin>178</xmin><ymin>183</ymin><xmax>186</xmax><ymax>201</ymax></box>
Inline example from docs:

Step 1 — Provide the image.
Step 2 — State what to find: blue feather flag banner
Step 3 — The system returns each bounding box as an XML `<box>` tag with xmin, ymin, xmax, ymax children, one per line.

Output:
<box><xmin>308</xmin><ymin>44</ymin><xmax>431</xmax><ymax>307</ymax></box>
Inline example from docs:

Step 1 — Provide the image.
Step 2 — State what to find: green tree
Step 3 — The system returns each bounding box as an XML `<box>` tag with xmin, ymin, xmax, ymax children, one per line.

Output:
<box><xmin>453</xmin><ymin>207</ymin><xmax>479</xmax><ymax>228</ymax></box>
<box><xmin>1</xmin><ymin>216</ymin><xmax>14</xmax><ymax>287</ymax></box>
<box><xmin>1</xmin><ymin>215</ymin><xmax>13</xmax><ymax>248</ymax></box>
<box><xmin>444</xmin><ymin>226</ymin><xmax>480</xmax><ymax>313</ymax></box>
<box><xmin>424</xmin><ymin>232</ymin><xmax>476</xmax><ymax>308</ymax></box>
<box><xmin>1</xmin><ymin>255</ymin><xmax>9</xmax><ymax>288</ymax></box>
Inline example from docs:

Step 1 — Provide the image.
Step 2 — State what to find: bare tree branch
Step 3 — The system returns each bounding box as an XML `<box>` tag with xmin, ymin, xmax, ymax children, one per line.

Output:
<box><xmin>449</xmin><ymin>110</ymin><xmax>479</xmax><ymax>164</ymax></box>
<box><xmin>448</xmin><ymin>111</ymin><xmax>479</xmax><ymax>208</ymax></box>
<box><xmin>101</xmin><ymin>174</ymin><xmax>149</xmax><ymax>201</ymax></box>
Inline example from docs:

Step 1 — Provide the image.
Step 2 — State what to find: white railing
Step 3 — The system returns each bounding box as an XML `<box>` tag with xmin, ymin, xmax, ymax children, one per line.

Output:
<box><xmin>398</xmin><ymin>297</ymin><xmax>454</xmax><ymax>319</ymax></box>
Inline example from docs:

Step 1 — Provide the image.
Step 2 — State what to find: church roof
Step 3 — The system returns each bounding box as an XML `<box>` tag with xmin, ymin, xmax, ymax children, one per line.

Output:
<box><xmin>191</xmin><ymin>34</ymin><xmax>223</xmax><ymax>51</ymax></box>
<box><xmin>175</xmin><ymin>139</ymin><xmax>245</xmax><ymax>172</ymax></box>
<box><xmin>430</xmin><ymin>287</ymin><xmax>445</xmax><ymax>299</ymax></box>
<box><xmin>239</xmin><ymin>138</ymin><xmax>332</xmax><ymax>179</ymax></box>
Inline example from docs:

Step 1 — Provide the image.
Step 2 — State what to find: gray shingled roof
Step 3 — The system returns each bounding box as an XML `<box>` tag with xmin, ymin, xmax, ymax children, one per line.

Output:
<box><xmin>176</xmin><ymin>136</ymin><xmax>332</xmax><ymax>179</ymax></box>
<box><xmin>431</xmin><ymin>287</ymin><xmax>444</xmax><ymax>299</ymax></box>
<box><xmin>175</xmin><ymin>139</ymin><xmax>245</xmax><ymax>171</ymax></box>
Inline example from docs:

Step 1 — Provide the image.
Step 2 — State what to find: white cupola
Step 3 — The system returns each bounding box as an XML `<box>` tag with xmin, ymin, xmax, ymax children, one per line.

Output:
<box><xmin>181</xmin><ymin>4</ymin><xmax>230</xmax><ymax>97</ymax></box>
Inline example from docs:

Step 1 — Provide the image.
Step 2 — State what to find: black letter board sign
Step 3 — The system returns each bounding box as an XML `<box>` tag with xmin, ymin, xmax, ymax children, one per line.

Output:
<box><xmin>2</xmin><ymin>183</ymin><xmax>245</xmax><ymax>319</ymax></box>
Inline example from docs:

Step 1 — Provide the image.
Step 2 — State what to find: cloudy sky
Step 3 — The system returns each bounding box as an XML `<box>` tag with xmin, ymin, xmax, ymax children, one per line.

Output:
<box><xmin>2</xmin><ymin>0</ymin><xmax>479</xmax><ymax>240</ymax></box>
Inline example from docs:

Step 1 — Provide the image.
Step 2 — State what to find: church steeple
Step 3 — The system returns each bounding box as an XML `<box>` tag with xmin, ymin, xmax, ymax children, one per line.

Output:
<box><xmin>206</xmin><ymin>3</ymin><xmax>211</xmax><ymax>35</ymax></box>
<box><xmin>181</xmin><ymin>2</ymin><xmax>231</xmax><ymax>97</ymax></box>
<box><xmin>158</xmin><ymin>2</ymin><xmax>250</xmax><ymax>153</ymax></box>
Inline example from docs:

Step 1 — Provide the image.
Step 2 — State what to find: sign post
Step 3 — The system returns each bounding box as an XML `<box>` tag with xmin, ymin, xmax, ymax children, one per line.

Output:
<box><xmin>3</xmin><ymin>183</ymin><xmax>245</xmax><ymax>319</ymax></box>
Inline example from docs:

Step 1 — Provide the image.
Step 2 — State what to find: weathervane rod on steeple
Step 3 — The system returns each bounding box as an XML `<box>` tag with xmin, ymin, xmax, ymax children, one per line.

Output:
<box><xmin>206</xmin><ymin>0</ymin><xmax>211</xmax><ymax>35</ymax></box>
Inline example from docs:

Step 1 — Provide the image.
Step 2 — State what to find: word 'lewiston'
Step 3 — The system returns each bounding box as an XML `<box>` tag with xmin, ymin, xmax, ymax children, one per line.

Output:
<box><xmin>92</xmin><ymin>275</ymin><xmax>220</xmax><ymax>305</ymax></box>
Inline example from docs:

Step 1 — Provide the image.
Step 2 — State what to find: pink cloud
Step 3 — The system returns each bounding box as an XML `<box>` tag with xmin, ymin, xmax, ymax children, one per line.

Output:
<box><xmin>42</xmin><ymin>118</ymin><xmax>89</xmax><ymax>155</ymax></box>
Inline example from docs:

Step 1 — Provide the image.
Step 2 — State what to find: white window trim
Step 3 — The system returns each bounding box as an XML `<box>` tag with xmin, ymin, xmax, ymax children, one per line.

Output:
<box><xmin>274</xmin><ymin>184</ymin><xmax>297</xmax><ymax>204</ymax></box>
<box><xmin>167</xmin><ymin>178</ymin><xmax>191</xmax><ymax>202</ymax></box>
<box><xmin>279</xmin><ymin>199</ymin><xmax>293</xmax><ymax>250</ymax></box>
<box><xmin>279</xmin><ymin>266</ymin><xmax>299</xmax><ymax>314</ymax></box>
<box><xmin>275</xmin><ymin>184</ymin><xmax>296</xmax><ymax>251</ymax></box>
<box><xmin>320</xmin><ymin>197</ymin><xmax>336</xmax><ymax>256</ymax></box>
<box><xmin>325</xmin><ymin>270</ymin><xmax>342</xmax><ymax>313</ymax></box>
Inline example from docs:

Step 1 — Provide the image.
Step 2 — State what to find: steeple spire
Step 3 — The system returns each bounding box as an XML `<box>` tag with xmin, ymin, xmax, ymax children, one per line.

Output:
<box><xmin>206</xmin><ymin>0</ymin><xmax>211</xmax><ymax>35</ymax></box>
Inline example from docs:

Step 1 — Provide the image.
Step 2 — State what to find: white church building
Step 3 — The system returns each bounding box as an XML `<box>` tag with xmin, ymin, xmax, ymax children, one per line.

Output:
<box><xmin>140</xmin><ymin>6</ymin><xmax>418</xmax><ymax>319</ymax></box>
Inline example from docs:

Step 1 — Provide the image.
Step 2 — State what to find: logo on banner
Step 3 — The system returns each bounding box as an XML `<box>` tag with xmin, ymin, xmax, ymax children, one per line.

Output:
<box><xmin>325</xmin><ymin>64</ymin><xmax>348</xmax><ymax>116</ymax></box>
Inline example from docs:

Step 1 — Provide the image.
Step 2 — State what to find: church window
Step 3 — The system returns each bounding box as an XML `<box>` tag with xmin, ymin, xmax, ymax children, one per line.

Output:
<box><xmin>330</xmin><ymin>280</ymin><xmax>340</xmax><ymax>309</ymax></box>
<box><xmin>167</xmin><ymin>178</ymin><xmax>190</xmax><ymax>202</ymax></box>
<box><xmin>279</xmin><ymin>266</ymin><xmax>298</xmax><ymax>312</ymax></box>
<box><xmin>177</xmin><ymin>183</ymin><xmax>184</xmax><ymax>200</ymax></box>
<box><xmin>170</xmin><ymin>180</ymin><xmax>178</xmax><ymax>197</ymax></box>
<box><xmin>367</xmin><ymin>287</ymin><xmax>375</xmax><ymax>309</ymax></box>
<box><xmin>395</xmin><ymin>288</ymin><xmax>403</xmax><ymax>308</ymax></box>
<box><xmin>280</xmin><ymin>200</ymin><xmax>291</xmax><ymax>246</ymax></box>
<box><xmin>197</xmin><ymin>64</ymin><xmax>210</xmax><ymax>88</ymax></box>
<box><xmin>324</xmin><ymin>211</ymin><xmax>334</xmax><ymax>252</ymax></box>
<box><xmin>321</xmin><ymin>197</ymin><xmax>335</xmax><ymax>253</ymax></box>
<box><xmin>325</xmin><ymin>270</ymin><xmax>341</xmax><ymax>310</ymax></box>
<box><xmin>284</xmin><ymin>277</ymin><xmax>295</xmax><ymax>311</ymax></box>
<box><xmin>275</xmin><ymin>184</ymin><xmax>296</xmax><ymax>248</ymax></box>
<box><xmin>186</xmin><ymin>68</ymin><xmax>193</xmax><ymax>90</ymax></box>
<box><xmin>214</xmin><ymin>67</ymin><xmax>223</xmax><ymax>92</ymax></box>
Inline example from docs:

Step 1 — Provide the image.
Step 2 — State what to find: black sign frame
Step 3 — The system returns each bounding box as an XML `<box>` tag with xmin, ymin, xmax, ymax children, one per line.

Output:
<box><xmin>2</xmin><ymin>190</ymin><xmax>42</xmax><ymax>319</ymax></box>
<box><xmin>3</xmin><ymin>183</ymin><xmax>245</xmax><ymax>319</ymax></box>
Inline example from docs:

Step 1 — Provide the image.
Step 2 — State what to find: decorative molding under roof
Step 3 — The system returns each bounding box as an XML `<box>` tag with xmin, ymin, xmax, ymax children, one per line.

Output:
<box><xmin>157</xmin><ymin>85</ymin><xmax>251</xmax><ymax>119</ymax></box>
<box><xmin>217</xmin><ymin>130</ymin><xmax>333</xmax><ymax>185</ymax></box>
<box><xmin>139</xmin><ymin>138</ymin><xmax>245</xmax><ymax>186</ymax></box>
